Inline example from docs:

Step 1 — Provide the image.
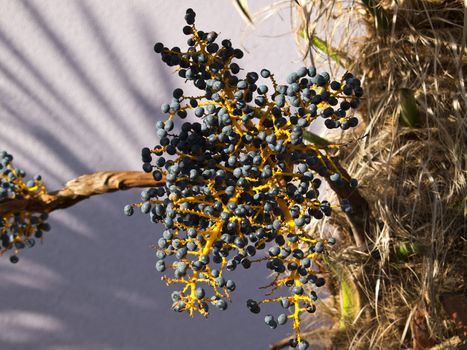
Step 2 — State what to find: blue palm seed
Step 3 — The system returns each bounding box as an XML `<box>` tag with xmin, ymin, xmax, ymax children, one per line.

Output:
<box><xmin>161</xmin><ymin>103</ymin><xmax>170</xmax><ymax>113</ymax></box>
<box><xmin>268</xmin><ymin>246</ymin><xmax>280</xmax><ymax>257</ymax></box>
<box><xmin>288</xmin><ymin>262</ymin><xmax>298</xmax><ymax>271</ymax></box>
<box><xmin>216</xmin><ymin>299</ymin><xmax>228</xmax><ymax>311</ymax></box>
<box><xmin>26</xmin><ymin>180</ymin><xmax>35</xmax><ymax>188</ymax></box>
<box><xmin>226</xmin><ymin>259</ymin><xmax>236</xmax><ymax>271</ymax></box>
<box><xmin>233</xmin><ymin>49</ymin><xmax>244</xmax><ymax>59</ymax></box>
<box><xmin>24</xmin><ymin>238</ymin><xmax>35</xmax><ymax>248</ymax></box>
<box><xmin>287</xmin><ymin>72</ymin><xmax>298</xmax><ymax>84</ymax></box>
<box><xmin>286</xmin><ymin>85</ymin><xmax>296</xmax><ymax>97</ymax></box>
<box><xmin>206</xmin><ymin>43</ymin><xmax>219</xmax><ymax>53</ymax></box>
<box><xmin>315</xmin><ymin>278</ymin><xmax>326</xmax><ymax>287</ymax></box>
<box><xmin>287</xmin><ymin>234</ymin><xmax>299</xmax><ymax>243</ymax></box>
<box><xmin>264</xmin><ymin>315</ymin><xmax>277</xmax><ymax>329</ymax></box>
<box><xmin>226</xmin><ymin>280</ymin><xmax>236</xmax><ymax>291</ymax></box>
<box><xmin>162</xmin><ymin>230</ymin><xmax>173</xmax><ymax>240</ymax></box>
<box><xmin>211</xmin><ymin>92</ymin><xmax>221</xmax><ymax>101</ymax></box>
<box><xmin>246</xmin><ymin>245</ymin><xmax>256</xmax><ymax>257</ymax></box>
<box><xmin>157</xmin><ymin>238</ymin><xmax>168</xmax><ymax>249</ymax></box>
<box><xmin>294</xmin><ymin>217</ymin><xmax>305</xmax><ymax>227</ymax></box>
<box><xmin>328</xmin><ymin>237</ymin><xmax>337</xmax><ymax>245</ymax></box>
<box><xmin>156</xmin><ymin>128</ymin><xmax>167</xmax><ymax>138</ymax></box>
<box><xmin>297</xmin><ymin>118</ymin><xmax>308</xmax><ymax>128</ymax></box>
<box><xmin>216</xmin><ymin>276</ymin><xmax>226</xmax><ymax>287</ymax></box>
<box><xmin>343</xmin><ymin>84</ymin><xmax>353</xmax><ymax>95</ymax></box>
<box><xmin>124</xmin><ymin>205</ymin><xmax>134</xmax><ymax>216</ymax></box>
<box><xmin>277</xmin><ymin>313</ymin><xmax>288</xmax><ymax>325</ymax></box>
<box><xmin>322</xmin><ymin>107</ymin><xmax>334</xmax><ymax>118</ymax></box>
<box><xmin>290</xmin><ymin>83</ymin><xmax>300</xmax><ymax>94</ymax></box>
<box><xmin>153</xmin><ymin>42</ymin><xmax>164</xmax><ymax>53</ymax></box>
<box><xmin>307</xmin><ymin>66</ymin><xmax>317</xmax><ymax>77</ymax></box>
<box><xmin>234</xmin><ymin>91</ymin><xmax>244</xmax><ymax>100</ymax></box>
<box><xmin>275</xmin><ymin>94</ymin><xmax>285</xmax><ymax>107</ymax></box>
<box><xmin>169</xmin><ymin>99</ymin><xmax>180</xmax><ymax>111</ymax></box>
<box><xmin>348</xmin><ymin>117</ymin><xmax>359</xmax><ymax>127</ymax></box>
<box><xmin>194</xmin><ymin>107</ymin><xmax>205</xmax><ymax>118</ymax></box>
<box><xmin>160</xmin><ymin>137</ymin><xmax>171</xmax><ymax>147</ymax></box>
<box><xmin>309</xmin><ymin>291</ymin><xmax>318</xmax><ymax>301</ymax></box>
<box><xmin>200</xmin><ymin>255</ymin><xmax>210</xmax><ymax>265</ymax></box>
<box><xmin>245</xmin><ymin>71</ymin><xmax>258</xmax><ymax>83</ymax></box>
<box><xmin>292</xmin><ymin>286</ymin><xmax>304</xmax><ymax>295</ymax></box>
<box><xmin>330</xmin><ymin>81</ymin><xmax>341</xmax><ymax>90</ymax></box>
<box><xmin>292</xmin><ymin>249</ymin><xmax>304</xmax><ymax>259</ymax></box>
<box><xmin>141</xmin><ymin>202</ymin><xmax>151</xmax><ymax>214</ymax></box>
<box><xmin>172</xmin><ymin>239</ymin><xmax>181</xmax><ymax>249</ymax></box>
<box><xmin>247</xmin><ymin>299</ymin><xmax>261</xmax><ymax>313</ymax></box>
<box><xmin>241</xmin><ymin>258</ymin><xmax>251</xmax><ymax>269</ymax></box>
<box><xmin>164</xmin><ymin>119</ymin><xmax>174</xmax><ymax>131</ymax></box>
<box><xmin>156</xmin><ymin>156</ymin><xmax>166</xmax><ymax>167</ymax></box>
<box><xmin>172</xmin><ymin>88</ymin><xmax>183</xmax><ymax>99</ymax></box>
<box><xmin>321</xmin><ymin>71</ymin><xmax>330</xmax><ymax>82</ymax></box>
<box><xmin>302</xmin><ymin>88</ymin><xmax>312</xmax><ymax>99</ymax></box>
<box><xmin>195</xmin><ymin>287</ymin><xmax>205</xmax><ymax>299</ymax></box>
<box><xmin>260</xmin><ymin>68</ymin><xmax>270</xmax><ymax>78</ymax></box>
<box><xmin>311</xmin><ymin>95</ymin><xmax>322</xmax><ymax>105</ymax></box>
<box><xmin>325</xmin><ymin>119</ymin><xmax>336</xmax><ymax>129</ymax></box>
<box><xmin>296</xmin><ymin>66</ymin><xmax>308</xmax><ymax>78</ymax></box>
<box><xmin>230</xmin><ymin>63</ymin><xmax>240</xmax><ymax>74</ymax></box>
<box><xmin>298</xmin><ymin>340</ymin><xmax>310</xmax><ymax>350</ymax></box>
<box><xmin>297</xmin><ymin>163</ymin><xmax>307</xmax><ymax>174</ymax></box>
<box><xmin>300</xmin><ymin>258</ymin><xmax>311</xmax><ymax>269</ymax></box>
<box><xmin>257</xmin><ymin>85</ymin><xmax>268</xmax><ymax>95</ymax></box>
<box><xmin>185</xmin><ymin>68</ymin><xmax>195</xmax><ymax>80</ymax></box>
<box><xmin>280</xmin><ymin>298</ymin><xmax>290</xmax><ymax>309</ymax></box>
<box><xmin>155</xmin><ymin>260</ymin><xmax>166</xmax><ymax>272</ymax></box>
<box><xmin>176</xmin><ymin>247</ymin><xmax>187</xmax><ymax>259</ymax></box>
<box><xmin>329</xmin><ymin>96</ymin><xmax>338</xmax><ymax>106</ymax></box>
<box><xmin>289</xmin><ymin>97</ymin><xmax>301</xmax><ymax>107</ymax></box>
<box><xmin>272</xmin><ymin>219</ymin><xmax>282</xmax><ymax>230</ymax></box>
<box><xmin>340</xmin><ymin>100</ymin><xmax>351</xmax><ymax>111</ymax></box>
<box><xmin>184</xmin><ymin>11</ymin><xmax>195</xmax><ymax>25</ymax></box>
<box><xmin>237</xmin><ymin>80</ymin><xmax>247</xmax><ymax>90</ymax></box>
<box><xmin>280</xmin><ymin>247</ymin><xmax>291</xmax><ymax>258</ymax></box>
<box><xmin>255</xmin><ymin>96</ymin><xmax>266</xmax><ymax>106</ymax></box>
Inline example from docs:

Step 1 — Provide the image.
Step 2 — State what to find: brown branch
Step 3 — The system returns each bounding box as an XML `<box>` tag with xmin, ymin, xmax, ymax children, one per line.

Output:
<box><xmin>0</xmin><ymin>165</ymin><xmax>369</xmax><ymax>247</ymax></box>
<box><xmin>306</xmin><ymin>154</ymin><xmax>370</xmax><ymax>247</ymax></box>
<box><xmin>0</xmin><ymin>171</ymin><xmax>163</xmax><ymax>216</ymax></box>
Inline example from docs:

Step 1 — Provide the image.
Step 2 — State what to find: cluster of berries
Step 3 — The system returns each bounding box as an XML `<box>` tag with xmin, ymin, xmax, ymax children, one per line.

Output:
<box><xmin>125</xmin><ymin>9</ymin><xmax>362</xmax><ymax>348</ymax></box>
<box><xmin>0</xmin><ymin>151</ymin><xmax>49</xmax><ymax>263</ymax></box>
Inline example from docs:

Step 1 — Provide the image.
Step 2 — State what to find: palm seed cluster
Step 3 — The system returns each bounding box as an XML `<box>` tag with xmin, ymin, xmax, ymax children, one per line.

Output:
<box><xmin>0</xmin><ymin>151</ymin><xmax>49</xmax><ymax>263</ymax></box>
<box><xmin>125</xmin><ymin>8</ymin><xmax>362</xmax><ymax>349</ymax></box>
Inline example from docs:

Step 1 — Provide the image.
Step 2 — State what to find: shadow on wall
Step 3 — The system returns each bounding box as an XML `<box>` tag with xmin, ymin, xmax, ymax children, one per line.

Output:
<box><xmin>0</xmin><ymin>0</ymin><xmax>175</xmax><ymax>178</ymax></box>
<box><xmin>0</xmin><ymin>1</ymin><xmax>178</xmax><ymax>349</ymax></box>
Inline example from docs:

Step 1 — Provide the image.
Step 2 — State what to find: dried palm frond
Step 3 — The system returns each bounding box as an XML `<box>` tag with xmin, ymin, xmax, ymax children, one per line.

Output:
<box><xmin>235</xmin><ymin>0</ymin><xmax>466</xmax><ymax>349</ymax></box>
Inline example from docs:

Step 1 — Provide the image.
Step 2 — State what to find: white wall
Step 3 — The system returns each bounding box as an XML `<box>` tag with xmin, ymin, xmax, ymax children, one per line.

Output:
<box><xmin>0</xmin><ymin>1</ymin><xmax>315</xmax><ymax>349</ymax></box>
